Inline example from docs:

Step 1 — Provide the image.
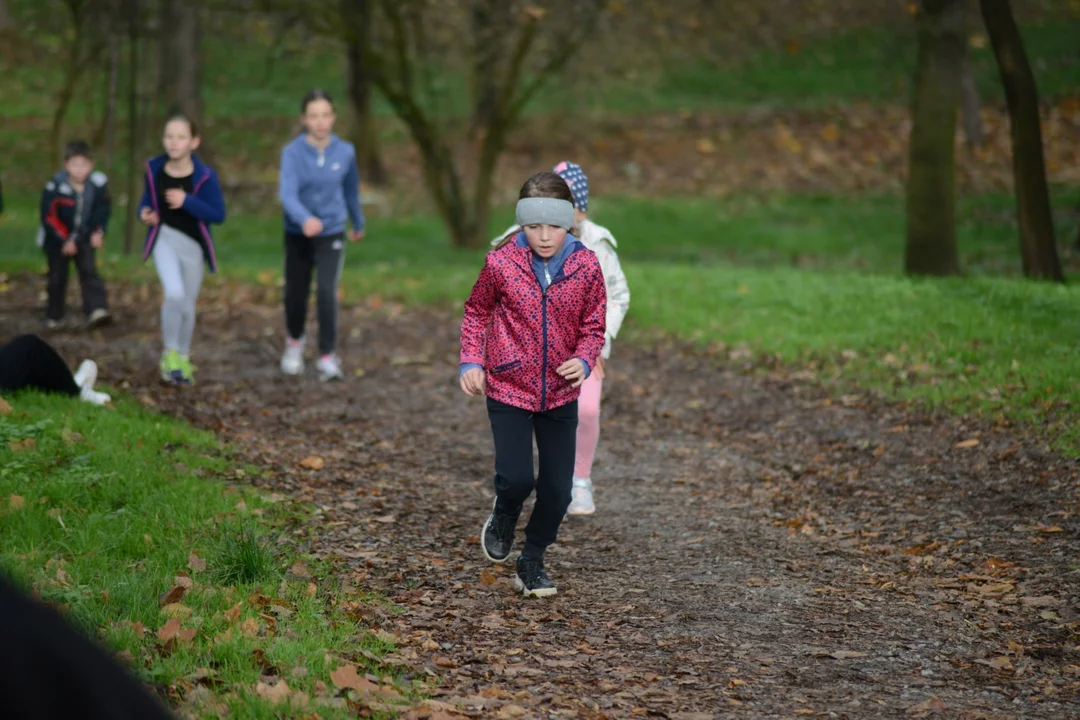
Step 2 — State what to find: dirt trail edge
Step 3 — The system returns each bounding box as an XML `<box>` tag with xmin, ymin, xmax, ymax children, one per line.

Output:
<box><xmin>3</xmin><ymin>275</ymin><xmax>1078</xmax><ymax>720</ymax></box>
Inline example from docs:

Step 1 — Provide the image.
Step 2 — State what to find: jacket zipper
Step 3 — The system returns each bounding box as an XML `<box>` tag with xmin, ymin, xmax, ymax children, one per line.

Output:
<box><xmin>540</xmin><ymin>286</ymin><xmax>549</xmax><ymax>411</ymax></box>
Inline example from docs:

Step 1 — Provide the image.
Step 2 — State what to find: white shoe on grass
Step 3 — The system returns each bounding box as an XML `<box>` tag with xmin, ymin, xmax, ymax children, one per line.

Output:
<box><xmin>73</xmin><ymin>360</ymin><xmax>98</xmax><ymax>391</ymax></box>
<box><xmin>80</xmin><ymin>386</ymin><xmax>111</xmax><ymax>405</ymax></box>
<box><xmin>567</xmin><ymin>477</ymin><xmax>595</xmax><ymax>516</ymax></box>
<box><xmin>281</xmin><ymin>337</ymin><xmax>305</xmax><ymax>376</ymax></box>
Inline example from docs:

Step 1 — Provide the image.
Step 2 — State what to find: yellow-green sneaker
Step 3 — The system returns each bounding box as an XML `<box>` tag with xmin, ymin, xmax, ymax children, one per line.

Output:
<box><xmin>160</xmin><ymin>350</ymin><xmax>183</xmax><ymax>384</ymax></box>
<box><xmin>177</xmin><ymin>355</ymin><xmax>196</xmax><ymax>386</ymax></box>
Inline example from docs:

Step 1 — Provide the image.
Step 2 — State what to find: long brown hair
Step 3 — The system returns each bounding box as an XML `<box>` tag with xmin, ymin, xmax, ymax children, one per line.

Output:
<box><xmin>494</xmin><ymin>171</ymin><xmax>580</xmax><ymax>249</ymax></box>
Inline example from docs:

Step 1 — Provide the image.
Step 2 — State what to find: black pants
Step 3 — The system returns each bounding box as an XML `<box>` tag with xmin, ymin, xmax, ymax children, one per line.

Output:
<box><xmin>0</xmin><ymin>334</ymin><xmax>79</xmax><ymax>396</ymax></box>
<box><xmin>487</xmin><ymin>397</ymin><xmax>578</xmax><ymax>554</ymax></box>
<box><xmin>45</xmin><ymin>244</ymin><xmax>109</xmax><ymax>321</ymax></box>
<box><xmin>0</xmin><ymin>573</ymin><xmax>175</xmax><ymax>720</ymax></box>
<box><xmin>283</xmin><ymin>232</ymin><xmax>344</xmax><ymax>356</ymax></box>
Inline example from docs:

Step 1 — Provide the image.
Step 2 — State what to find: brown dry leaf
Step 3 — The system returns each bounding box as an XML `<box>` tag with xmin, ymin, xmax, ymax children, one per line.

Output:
<box><xmin>421</xmin><ymin>639</ymin><xmax>440</xmax><ymax>652</ymax></box>
<box><xmin>695</xmin><ymin>138</ymin><xmax>716</xmax><ymax>154</ymax></box>
<box><xmin>305</xmin><ymin>582</ymin><xmax>317</xmax><ymax>598</ymax></box>
<box><xmin>178</xmin><ymin>628</ymin><xmax>197</xmax><ymax>643</ymax></box>
<box><xmin>239</xmin><ymin>618</ymin><xmax>260</xmax><ymax>637</ymax></box>
<box><xmin>8</xmin><ymin>438</ymin><xmax>36</xmax><ymax>452</ymax></box>
<box><xmin>0</xmin><ymin>396</ymin><xmax>12</xmax><ymax>414</ymax></box>
<box><xmin>433</xmin><ymin>656</ymin><xmax>457</xmax><ymax>668</ymax></box>
<box><xmin>1036</xmin><ymin>524</ymin><xmax>1064</xmax><ymax>533</ymax></box>
<box><xmin>479</xmin><ymin>568</ymin><xmax>497</xmax><ymax>586</ymax></box>
<box><xmin>174</xmin><ymin>575</ymin><xmax>194</xmax><ymax>590</ymax></box>
<box><xmin>159</xmin><ymin>584</ymin><xmax>188</xmax><ymax>607</ymax></box>
<box><xmin>373</xmin><ymin>514</ymin><xmax>396</xmax><ymax>524</ymax></box>
<box><xmin>288</xmin><ymin>560</ymin><xmax>312</xmax><ymax>578</ymax></box>
<box><xmin>522</xmin><ymin>6</ymin><xmax>546</xmax><ymax>21</ymax></box>
<box><xmin>162</xmin><ymin>603</ymin><xmax>193</xmax><ymax>619</ymax></box>
<box><xmin>906</xmin><ymin>696</ymin><xmax>947</xmax><ymax>717</ymax></box>
<box><xmin>373</xmin><ymin>629</ymin><xmax>399</xmax><ymax>644</ymax></box>
<box><xmin>255</xmin><ymin>679</ymin><xmax>292</xmax><ymax>706</ymax></box>
<box><xmin>157</xmin><ymin>618</ymin><xmax>182</xmax><ymax>643</ymax></box>
<box><xmin>976</xmin><ymin>656</ymin><xmax>1014</xmax><ymax>671</ymax></box>
<box><xmin>954</xmin><ymin>439</ymin><xmax>980</xmax><ymax>449</ymax></box>
<box><xmin>794</xmin><ymin>711</ymin><xmax>815</xmax><ymax>717</ymax></box>
<box><xmin>224</xmin><ymin>601</ymin><xmax>242</xmax><ymax>623</ymax></box>
<box><xmin>1021</xmin><ymin>595</ymin><xmax>1057</xmax><ymax>608</ymax></box>
<box><xmin>300</xmin><ymin>456</ymin><xmax>325</xmax><ymax>470</ymax></box>
<box><xmin>187</xmin><ymin>553</ymin><xmax>207</xmax><ymax>572</ymax></box>
<box><xmin>8</xmin><ymin>494</ymin><xmax>25</xmax><ymax>511</ymax></box>
<box><xmin>129</xmin><ymin>621</ymin><xmax>146</xmax><ymax>638</ymax></box>
<box><xmin>497</xmin><ymin>705</ymin><xmax>527</xmax><ymax>719</ymax></box>
<box><xmin>330</xmin><ymin>664</ymin><xmax>380</xmax><ymax>694</ymax></box>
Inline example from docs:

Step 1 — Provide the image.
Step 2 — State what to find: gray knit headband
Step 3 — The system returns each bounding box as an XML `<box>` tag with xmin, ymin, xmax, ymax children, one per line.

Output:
<box><xmin>515</xmin><ymin>197</ymin><xmax>575</xmax><ymax>230</ymax></box>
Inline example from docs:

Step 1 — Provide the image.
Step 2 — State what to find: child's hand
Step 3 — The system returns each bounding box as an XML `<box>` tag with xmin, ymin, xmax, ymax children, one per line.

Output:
<box><xmin>302</xmin><ymin>217</ymin><xmax>324</xmax><ymax>237</ymax></box>
<box><xmin>140</xmin><ymin>207</ymin><xmax>159</xmax><ymax>226</ymax></box>
<box><xmin>90</xmin><ymin>231</ymin><xmax>104</xmax><ymax>249</ymax></box>
<box><xmin>594</xmin><ymin>357</ymin><xmax>606</xmax><ymax>380</ymax></box>
<box><xmin>165</xmin><ymin>189</ymin><xmax>186</xmax><ymax>209</ymax></box>
<box><xmin>556</xmin><ymin>358</ymin><xmax>587</xmax><ymax>388</ymax></box>
<box><xmin>62</xmin><ymin>240</ymin><xmax>78</xmax><ymax>257</ymax></box>
<box><xmin>460</xmin><ymin>368</ymin><xmax>486</xmax><ymax>396</ymax></box>
<box><xmin>348</xmin><ymin>229</ymin><xmax>365</xmax><ymax>243</ymax></box>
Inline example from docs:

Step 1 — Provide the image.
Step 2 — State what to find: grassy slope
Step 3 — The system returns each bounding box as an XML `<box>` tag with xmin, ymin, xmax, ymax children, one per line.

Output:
<box><xmin>0</xmin><ymin>393</ymin><xmax>408</xmax><ymax>718</ymax></box>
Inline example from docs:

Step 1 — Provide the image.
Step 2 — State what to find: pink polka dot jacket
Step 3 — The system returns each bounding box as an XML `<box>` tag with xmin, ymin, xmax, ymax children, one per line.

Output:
<box><xmin>460</xmin><ymin>234</ymin><xmax>607</xmax><ymax>412</ymax></box>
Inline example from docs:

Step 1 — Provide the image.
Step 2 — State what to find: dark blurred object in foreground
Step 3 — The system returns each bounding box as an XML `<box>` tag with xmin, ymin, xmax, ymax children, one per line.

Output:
<box><xmin>0</xmin><ymin>573</ymin><xmax>176</xmax><ymax>720</ymax></box>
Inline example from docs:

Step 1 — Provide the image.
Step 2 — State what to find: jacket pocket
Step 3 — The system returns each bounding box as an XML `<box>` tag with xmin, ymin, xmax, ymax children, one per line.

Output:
<box><xmin>489</xmin><ymin>360</ymin><xmax>523</xmax><ymax>375</ymax></box>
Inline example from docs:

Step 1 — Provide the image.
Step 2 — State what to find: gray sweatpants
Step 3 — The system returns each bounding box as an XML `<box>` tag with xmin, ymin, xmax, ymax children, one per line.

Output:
<box><xmin>152</xmin><ymin>224</ymin><xmax>205</xmax><ymax>356</ymax></box>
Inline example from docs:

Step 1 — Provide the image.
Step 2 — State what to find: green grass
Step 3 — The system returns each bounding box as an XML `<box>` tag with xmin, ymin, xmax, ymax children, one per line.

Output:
<box><xmin>0</xmin><ymin>393</ymin><xmax>414</xmax><ymax>717</ymax></box>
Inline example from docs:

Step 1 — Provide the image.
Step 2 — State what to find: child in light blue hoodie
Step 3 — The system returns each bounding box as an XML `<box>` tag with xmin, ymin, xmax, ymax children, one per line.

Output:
<box><xmin>278</xmin><ymin>89</ymin><xmax>366</xmax><ymax>382</ymax></box>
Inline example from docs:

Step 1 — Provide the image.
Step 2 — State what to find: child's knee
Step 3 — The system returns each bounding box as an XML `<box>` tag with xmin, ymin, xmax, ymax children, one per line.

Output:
<box><xmin>162</xmin><ymin>290</ymin><xmax>187</xmax><ymax>308</ymax></box>
<box><xmin>577</xmin><ymin>401</ymin><xmax>600</xmax><ymax>426</ymax></box>
<box><xmin>500</xmin><ymin>467</ymin><xmax>536</xmax><ymax>495</ymax></box>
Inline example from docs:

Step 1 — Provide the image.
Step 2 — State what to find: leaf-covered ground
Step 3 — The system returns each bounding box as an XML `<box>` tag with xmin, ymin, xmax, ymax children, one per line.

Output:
<box><xmin>2</xmin><ymin>274</ymin><xmax>1079</xmax><ymax>719</ymax></box>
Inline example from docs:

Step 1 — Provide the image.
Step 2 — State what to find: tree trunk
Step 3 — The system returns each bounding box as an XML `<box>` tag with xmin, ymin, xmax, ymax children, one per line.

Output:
<box><xmin>468</xmin><ymin>0</ymin><xmax>503</xmax><ymax>140</ymax></box>
<box><xmin>343</xmin><ymin>0</ymin><xmax>387</xmax><ymax>186</ymax></box>
<box><xmin>158</xmin><ymin>0</ymin><xmax>204</xmax><ymax>145</ymax></box>
<box><xmin>123</xmin><ymin>0</ymin><xmax>141</xmax><ymax>256</ymax></box>
<box><xmin>959</xmin><ymin>53</ymin><xmax>983</xmax><ymax>147</ymax></box>
<box><xmin>50</xmin><ymin>1</ymin><xmax>88</xmax><ymax>166</ymax></box>
<box><xmin>104</xmin><ymin>34</ymin><xmax>120</xmax><ymax>175</ymax></box>
<box><xmin>979</xmin><ymin>0</ymin><xmax>1063</xmax><ymax>282</ymax></box>
<box><xmin>904</xmin><ymin>0</ymin><xmax>965</xmax><ymax>277</ymax></box>
<box><xmin>0</xmin><ymin>0</ymin><xmax>14</xmax><ymax>32</ymax></box>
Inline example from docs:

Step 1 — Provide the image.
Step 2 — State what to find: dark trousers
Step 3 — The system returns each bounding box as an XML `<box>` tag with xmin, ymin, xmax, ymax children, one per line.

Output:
<box><xmin>487</xmin><ymin>397</ymin><xmax>578</xmax><ymax>554</ymax></box>
<box><xmin>0</xmin><ymin>334</ymin><xmax>80</xmax><ymax>396</ymax></box>
<box><xmin>45</xmin><ymin>244</ymin><xmax>109</xmax><ymax>321</ymax></box>
<box><xmin>0</xmin><ymin>573</ymin><xmax>175</xmax><ymax>720</ymax></box>
<box><xmin>283</xmin><ymin>232</ymin><xmax>344</xmax><ymax>356</ymax></box>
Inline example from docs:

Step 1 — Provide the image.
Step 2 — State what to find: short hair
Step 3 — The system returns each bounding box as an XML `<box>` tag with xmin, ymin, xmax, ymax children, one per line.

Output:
<box><xmin>64</xmin><ymin>140</ymin><xmax>92</xmax><ymax>161</ymax></box>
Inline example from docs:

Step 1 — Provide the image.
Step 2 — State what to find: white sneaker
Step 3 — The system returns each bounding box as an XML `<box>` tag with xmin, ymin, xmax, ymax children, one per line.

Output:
<box><xmin>80</xmin><ymin>386</ymin><xmax>111</xmax><ymax>406</ymax></box>
<box><xmin>567</xmin><ymin>477</ymin><xmax>596</xmax><ymax>515</ymax></box>
<box><xmin>316</xmin><ymin>354</ymin><xmax>344</xmax><ymax>383</ymax></box>
<box><xmin>281</xmin><ymin>338</ymin><xmax>305</xmax><ymax>376</ymax></box>
<box><xmin>73</xmin><ymin>360</ymin><xmax>98</xmax><ymax>390</ymax></box>
<box><xmin>87</xmin><ymin>308</ymin><xmax>111</xmax><ymax>328</ymax></box>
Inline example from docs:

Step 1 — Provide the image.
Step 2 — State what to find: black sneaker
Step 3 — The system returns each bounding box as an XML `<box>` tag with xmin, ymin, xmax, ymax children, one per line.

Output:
<box><xmin>514</xmin><ymin>556</ymin><xmax>557</xmax><ymax>598</ymax></box>
<box><xmin>481</xmin><ymin>498</ymin><xmax>517</xmax><ymax>563</ymax></box>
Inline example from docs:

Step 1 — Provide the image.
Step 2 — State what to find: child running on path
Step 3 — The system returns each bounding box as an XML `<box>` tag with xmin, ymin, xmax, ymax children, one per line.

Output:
<box><xmin>461</xmin><ymin>171</ymin><xmax>607</xmax><ymax>597</ymax></box>
<box><xmin>278</xmin><ymin>89</ymin><xmax>365</xmax><ymax>382</ymax></box>
<box><xmin>38</xmin><ymin>140</ymin><xmax>113</xmax><ymax>330</ymax></box>
<box><xmin>493</xmin><ymin>161</ymin><xmax>630</xmax><ymax>515</ymax></box>
<box><xmin>138</xmin><ymin>115</ymin><xmax>227</xmax><ymax>386</ymax></box>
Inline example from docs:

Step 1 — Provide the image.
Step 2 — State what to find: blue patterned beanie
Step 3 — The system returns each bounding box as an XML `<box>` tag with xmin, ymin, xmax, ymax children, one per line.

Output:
<box><xmin>553</xmin><ymin>161</ymin><xmax>588</xmax><ymax>213</ymax></box>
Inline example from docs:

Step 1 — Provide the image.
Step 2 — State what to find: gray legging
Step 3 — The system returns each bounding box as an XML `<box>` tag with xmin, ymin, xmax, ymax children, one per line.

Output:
<box><xmin>152</xmin><ymin>224</ymin><xmax>204</xmax><ymax>356</ymax></box>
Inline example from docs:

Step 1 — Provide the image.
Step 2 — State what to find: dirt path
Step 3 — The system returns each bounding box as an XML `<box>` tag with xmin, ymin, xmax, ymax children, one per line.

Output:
<box><xmin>3</xmin><ymin>273</ymin><xmax>1079</xmax><ymax>719</ymax></box>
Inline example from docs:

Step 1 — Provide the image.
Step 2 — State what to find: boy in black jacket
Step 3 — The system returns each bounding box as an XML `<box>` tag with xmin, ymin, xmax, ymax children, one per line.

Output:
<box><xmin>40</xmin><ymin>140</ymin><xmax>112</xmax><ymax>329</ymax></box>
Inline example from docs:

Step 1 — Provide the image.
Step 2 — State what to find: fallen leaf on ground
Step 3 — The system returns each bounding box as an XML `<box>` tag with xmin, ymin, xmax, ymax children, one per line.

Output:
<box><xmin>159</xmin><ymin>584</ymin><xmax>188</xmax><ymax>606</ymax></box>
<box><xmin>1021</xmin><ymin>595</ymin><xmax>1057</xmax><ymax>608</ymax></box>
<box><xmin>158</xmin><ymin>618</ymin><xmax>181</xmax><ymax>643</ymax></box>
<box><xmin>975</xmin><ymin>656</ymin><xmax>1014</xmax><ymax>671</ymax></box>
<box><xmin>174</xmin><ymin>575</ymin><xmax>194</xmax><ymax>590</ymax></box>
<box><xmin>480</xmin><ymin>568</ymin><xmax>497</xmax><ymax>585</ymax></box>
<box><xmin>239</xmin><ymin>618</ymin><xmax>259</xmax><ymax>637</ymax></box>
<box><xmin>907</xmin><ymin>696</ymin><xmax>947</xmax><ymax>717</ymax></box>
<box><xmin>8</xmin><ymin>495</ymin><xmax>25</xmax><ymax>510</ymax></box>
<box><xmin>187</xmin><ymin>553</ymin><xmax>207</xmax><ymax>572</ymax></box>
<box><xmin>300</xmin><ymin>456</ymin><xmax>325</xmax><ymax>470</ymax></box>
<box><xmin>224</xmin><ymin>601</ymin><xmax>242</xmax><ymax>623</ymax></box>
<box><xmin>8</xmin><ymin>438</ymin><xmax>36</xmax><ymax>452</ymax></box>
<box><xmin>255</xmin><ymin>679</ymin><xmax>292</xmax><ymax>705</ymax></box>
<box><xmin>162</xmin><ymin>603</ymin><xmax>192</xmax><ymax>619</ymax></box>
<box><xmin>329</xmin><ymin>664</ymin><xmax>379</xmax><ymax>693</ymax></box>
<box><xmin>288</xmin><ymin>560</ymin><xmax>312</xmax><ymax>578</ymax></box>
<box><xmin>0</xmin><ymin>397</ymin><xmax>11</xmax><ymax>414</ymax></box>
<box><xmin>954</xmin><ymin>439</ymin><xmax>980</xmax><ymax>448</ymax></box>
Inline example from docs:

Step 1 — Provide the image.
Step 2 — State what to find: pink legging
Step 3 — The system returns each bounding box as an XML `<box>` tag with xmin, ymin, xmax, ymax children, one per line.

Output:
<box><xmin>574</xmin><ymin>370</ymin><xmax>603</xmax><ymax>478</ymax></box>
